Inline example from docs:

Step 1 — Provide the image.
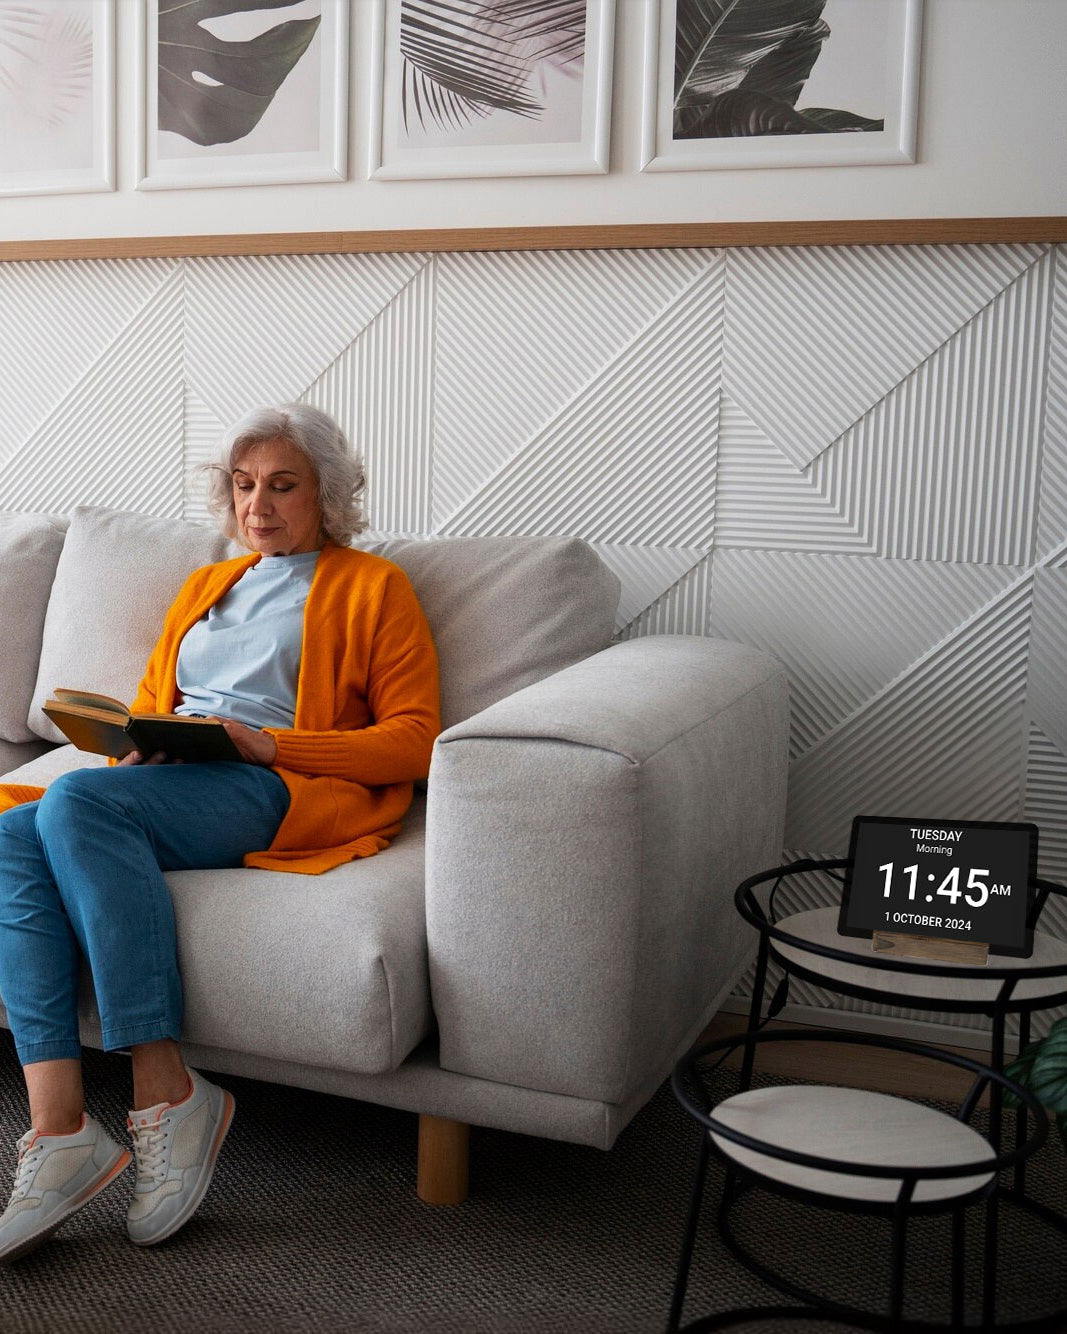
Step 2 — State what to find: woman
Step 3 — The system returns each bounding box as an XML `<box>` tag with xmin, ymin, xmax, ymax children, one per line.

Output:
<box><xmin>0</xmin><ymin>405</ymin><xmax>439</xmax><ymax>1262</ymax></box>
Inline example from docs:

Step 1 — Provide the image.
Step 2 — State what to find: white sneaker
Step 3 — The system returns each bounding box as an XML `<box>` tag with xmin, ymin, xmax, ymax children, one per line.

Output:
<box><xmin>126</xmin><ymin>1066</ymin><xmax>234</xmax><ymax>1246</ymax></box>
<box><xmin>0</xmin><ymin>1114</ymin><xmax>132</xmax><ymax>1264</ymax></box>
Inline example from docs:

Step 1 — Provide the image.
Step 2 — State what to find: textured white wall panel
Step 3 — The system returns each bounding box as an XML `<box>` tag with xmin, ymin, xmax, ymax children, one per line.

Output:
<box><xmin>723</xmin><ymin>244</ymin><xmax>1045</xmax><ymax>470</ymax></box>
<box><xmin>718</xmin><ymin>258</ymin><xmax>1050</xmax><ymax>563</ymax></box>
<box><xmin>591</xmin><ymin>544</ymin><xmax>709</xmax><ymax>632</ymax></box>
<box><xmin>714</xmin><ymin>396</ymin><xmax>873</xmax><ymax>552</ymax></box>
<box><xmin>0</xmin><ymin>239</ymin><xmax>1063</xmax><ymax>1039</ymax></box>
<box><xmin>438</xmin><ymin>260</ymin><xmax>723</xmax><ymax>546</ymax></box>
<box><xmin>304</xmin><ymin>262</ymin><xmax>435</xmax><ymax>536</ymax></box>
<box><xmin>1037</xmin><ymin>248</ymin><xmax>1067</xmax><ymax>561</ymax></box>
<box><xmin>0</xmin><ymin>258</ymin><xmax>179</xmax><ymax>470</ymax></box>
<box><xmin>432</xmin><ymin>249</ymin><xmax>716</xmax><ymax>530</ymax></box>
<box><xmin>616</xmin><ymin>558</ymin><xmax>712</xmax><ymax>641</ymax></box>
<box><xmin>785</xmin><ymin>573</ymin><xmax>1033</xmax><ymax>853</ymax></box>
<box><xmin>183</xmin><ymin>253</ymin><xmax>426</xmax><ymax>429</ymax></box>
<box><xmin>1026</xmin><ymin>727</ymin><xmax>1067</xmax><ymax>888</ymax></box>
<box><xmin>708</xmin><ymin>551</ymin><xmax>1016</xmax><ymax>760</ymax></box>
<box><xmin>182</xmin><ymin>386</ymin><xmax>228</xmax><ymax>527</ymax></box>
<box><xmin>1026</xmin><ymin>570</ymin><xmax>1067</xmax><ymax>761</ymax></box>
<box><xmin>2</xmin><ymin>268</ymin><xmax>184</xmax><ymax>516</ymax></box>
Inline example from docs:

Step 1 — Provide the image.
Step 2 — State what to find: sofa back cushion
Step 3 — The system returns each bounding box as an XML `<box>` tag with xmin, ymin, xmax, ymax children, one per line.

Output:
<box><xmin>25</xmin><ymin>508</ymin><xmax>620</xmax><ymax>742</ymax></box>
<box><xmin>0</xmin><ymin>513</ymin><xmax>68</xmax><ymax>743</ymax></box>
<box><xmin>364</xmin><ymin>536</ymin><xmax>620</xmax><ymax>729</ymax></box>
<box><xmin>28</xmin><ymin>507</ymin><xmax>232</xmax><ymax>743</ymax></box>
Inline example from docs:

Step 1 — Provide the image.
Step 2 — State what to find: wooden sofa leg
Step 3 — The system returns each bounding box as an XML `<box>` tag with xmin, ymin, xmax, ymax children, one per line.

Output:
<box><xmin>417</xmin><ymin>1114</ymin><xmax>470</xmax><ymax>1205</ymax></box>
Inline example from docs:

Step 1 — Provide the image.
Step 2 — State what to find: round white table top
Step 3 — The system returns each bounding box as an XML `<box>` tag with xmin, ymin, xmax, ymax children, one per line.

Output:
<box><xmin>711</xmin><ymin>1084</ymin><xmax>995</xmax><ymax>1204</ymax></box>
<box><xmin>771</xmin><ymin>907</ymin><xmax>1067</xmax><ymax>1005</ymax></box>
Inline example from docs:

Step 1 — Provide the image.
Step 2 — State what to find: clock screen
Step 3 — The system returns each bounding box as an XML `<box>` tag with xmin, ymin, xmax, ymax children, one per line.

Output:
<box><xmin>839</xmin><ymin>817</ymin><xmax>1038</xmax><ymax>958</ymax></box>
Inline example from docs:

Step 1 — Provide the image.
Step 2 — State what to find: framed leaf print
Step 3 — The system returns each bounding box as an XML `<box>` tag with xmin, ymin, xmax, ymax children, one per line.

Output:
<box><xmin>642</xmin><ymin>0</ymin><xmax>922</xmax><ymax>171</ymax></box>
<box><xmin>136</xmin><ymin>0</ymin><xmax>348</xmax><ymax>190</ymax></box>
<box><xmin>371</xmin><ymin>0</ymin><xmax>615</xmax><ymax>180</ymax></box>
<box><xmin>0</xmin><ymin>0</ymin><xmax>114</xmax><ymax>197</ymax></box>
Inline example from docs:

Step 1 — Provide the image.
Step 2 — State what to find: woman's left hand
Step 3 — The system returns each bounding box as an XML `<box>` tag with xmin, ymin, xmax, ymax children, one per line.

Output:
<box><xmin>211</xmin><ymin>718</ymin><xmax>278</xmax><ymax>766</ymax></box>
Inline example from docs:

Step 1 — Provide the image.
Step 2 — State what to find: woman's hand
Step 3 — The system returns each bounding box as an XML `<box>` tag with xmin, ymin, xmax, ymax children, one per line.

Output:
<box><xmin>213</xmin><ymin>718</ymin><xmax>278</xmax><ymax>766</ymax></box>
<box><xmin>118</xmin><ymin>750</ymin><xmax>172</xmax><ymax>766</ymax></box>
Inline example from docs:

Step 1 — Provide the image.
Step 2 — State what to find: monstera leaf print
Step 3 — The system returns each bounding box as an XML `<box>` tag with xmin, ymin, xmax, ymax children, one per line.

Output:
<box><xmin>399</xmin><ymin>0</ymin><xmax>585</xmax><ymax>134</ymax></box>
<box><xmin>158</xmin><ymin>0</ymin><xmax>321</xmax><ymax>146</ymax></box>
<box><xmin>674</xmin><ymin>0</ymin><xmax>884</xmax><ymax>139</ymax></box>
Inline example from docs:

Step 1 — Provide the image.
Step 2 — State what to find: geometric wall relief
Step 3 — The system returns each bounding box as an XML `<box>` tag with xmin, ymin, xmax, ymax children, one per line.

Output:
<box><xmin>432</xmin><ymin>247</ymin><xmax>721</xmax><ymax>528</ymax></box>
<box><xmin>708</xmin><ymin>550</ymin><xmax>1017</xmax><ymax>758</ymax></box>
<box><xmin>437</xmin><ymin>258</ymin><xmax>723</xmax><ymax>546</ymax></box>
<box><xmin>724</xmin><ymin>242</ymin><xmax>1047</xmax><ymax>470</ymax></box>
<box><xmin>1025</xmin><ymin>567</ymin><xmax>1067</xmax><ymax>759</ymax></box>
<box><xmin>1037</xmin><ymin>246</ymin><xmax>1067</xmax><ymax>560</ymax></box>
<box><xmin>0</xmin><ymin>256</ymin><xmax>180</xmax><ymax>470</ymax></box>
<box><xmin>784</xmin><ymin>571</ymin><xmax>1033</xmax><ymax>855</ymax></box>
<box><xmin>591</xmin><ymin>544</ymin><xmax>709</xmax><ymax>632</ymax></box>
<box><xmin>183</xmin><ymin>252</ymin><xmax>428</xmax><ymax>429</ymax></box>
<box><xmin>1</xmin><ymin>267</ymin><xmax>185</xmax><ymax>517</ymax></box>
<box><xmin>303</xmin><ymin>262</ymin><xmax>434</xmax><ymax>536</ymax></box>
<box><xmin>182</xmin><ymin>384</ymin><xmax>227</xmax><ymax>527</ymax></box>
<box><xmin>716</xmin><ymin>252</ymin><xmax>1051</xmax><ymax>564</ymax></box>
<box><xmin>1024</xmin><ymin>726</ymin><xmax>1067</xmax><ymax>905</ymax></box>
<box><xmin>616</xmin><ymin>556</ymin><xmax>712</xmax><ymax>641</ymax></box>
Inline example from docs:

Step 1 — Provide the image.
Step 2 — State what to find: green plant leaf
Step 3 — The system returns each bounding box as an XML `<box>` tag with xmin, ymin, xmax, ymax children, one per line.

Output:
<box><xmin>158</xmin><ymin>0</ymin><xmax>320</xmax><ymax>147</ymax></box>
<box><xmin>672</xmin><ymin>0</ymin><xmax>883</xmax><ymax>140</ymax></box>
<box><xmin>1003</xmin><ymin>1046</ymin><xmax>1039</xmax><ymax>1109</ymax></box>
<box><xmin>1028</xmin><ymin>1018</ymin><xmax>1067</xmax><ymax>1115</ymax></box>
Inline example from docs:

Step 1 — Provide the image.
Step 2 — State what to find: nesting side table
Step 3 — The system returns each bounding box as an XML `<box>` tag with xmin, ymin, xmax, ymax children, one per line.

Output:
<box><xmin>734</xmin><ymin>861</ymin><xmax>1067</xmax><ymax>1327</ymax></box>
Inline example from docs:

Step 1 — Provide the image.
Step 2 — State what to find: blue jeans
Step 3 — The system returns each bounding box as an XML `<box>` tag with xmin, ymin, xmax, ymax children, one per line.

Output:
<box><xmin>0</xmin><ymin>763</ymin><xmax>289</xmax><ymax>1067</ymax></box>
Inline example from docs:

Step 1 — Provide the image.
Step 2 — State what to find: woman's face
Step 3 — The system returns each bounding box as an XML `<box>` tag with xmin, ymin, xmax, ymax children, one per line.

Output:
<box><xmin>232</xmin><ymin>438</ymin><xmax>325</xmax><ymax>556</ymax></box>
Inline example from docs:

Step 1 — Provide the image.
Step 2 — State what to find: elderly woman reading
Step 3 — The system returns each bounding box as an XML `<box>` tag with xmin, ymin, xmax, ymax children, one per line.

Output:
<box><xmin>0</xmin><ymin>405</ymin><xmax>439</xmax><ymax>1262</ymax></box>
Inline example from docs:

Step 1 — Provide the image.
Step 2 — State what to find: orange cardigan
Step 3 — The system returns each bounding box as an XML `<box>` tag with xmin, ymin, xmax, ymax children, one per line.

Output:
<box><xmin>0</xmin><ymin>542</ymin><xmax>441</xmax><ymax>875</ymax></box>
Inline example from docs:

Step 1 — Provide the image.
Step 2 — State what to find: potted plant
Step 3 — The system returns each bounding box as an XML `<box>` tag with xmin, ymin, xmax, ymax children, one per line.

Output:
<box><xmin>1005</xmin><ymin>1016</ymin><xmax>1067</xmax><ymax>1152</ymax></box>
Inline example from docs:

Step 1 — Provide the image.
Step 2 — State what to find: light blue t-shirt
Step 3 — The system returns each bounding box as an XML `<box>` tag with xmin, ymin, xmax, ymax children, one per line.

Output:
<box><xmin>174</xmin><ymin>550</ymin><xmax>319</xmax><ymax>731</ymax></box>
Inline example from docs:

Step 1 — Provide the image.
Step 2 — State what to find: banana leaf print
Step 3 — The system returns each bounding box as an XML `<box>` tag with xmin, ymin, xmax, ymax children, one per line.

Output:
<box><xmin>157</xmin><ymin>0</ymin><xmax>321</xmax><ymax>146</ymax></box>
<box><xmin>399</xmin><ymin>0</ymin><xmax>585</xmax><ymax>135</ymax></box>
<box><xmin>674</xmin><ymin>0</ymin><xmax>884</xmax><ymax>139</ymax></box>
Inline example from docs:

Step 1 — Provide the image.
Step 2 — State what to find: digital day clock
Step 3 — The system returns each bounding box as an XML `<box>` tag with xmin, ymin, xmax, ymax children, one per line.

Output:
<box><xmin>839</xmin><ymin>816</ymin><xmax>1038</xmax><ymax>959</ymax></box>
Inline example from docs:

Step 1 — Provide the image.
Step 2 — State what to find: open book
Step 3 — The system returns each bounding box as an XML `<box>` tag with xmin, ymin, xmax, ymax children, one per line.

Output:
<box><xmin>42</xmin><ymin>689</ymin><xmax>243</xmax><ymax>763</ymax></box>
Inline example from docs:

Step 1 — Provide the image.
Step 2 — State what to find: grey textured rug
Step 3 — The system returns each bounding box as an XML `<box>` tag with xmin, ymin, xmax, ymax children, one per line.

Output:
<box><xmin>0</xmin><ymin>1030</ymin><xmax>1065</xmax><ymax>1333</ymax></box>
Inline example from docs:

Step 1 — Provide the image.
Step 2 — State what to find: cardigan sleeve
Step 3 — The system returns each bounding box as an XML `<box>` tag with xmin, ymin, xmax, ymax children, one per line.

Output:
<box><xmin>264</xmin><ymin>567</ymin><xmax>440</xmax><ymax>786</ymax></box>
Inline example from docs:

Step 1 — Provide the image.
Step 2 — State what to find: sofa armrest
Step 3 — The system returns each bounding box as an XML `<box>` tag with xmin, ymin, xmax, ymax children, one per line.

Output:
<box><xmin>425</xmin><ymin>635</ymin><xmax>789</xmax><ymax>1106</ymax></box>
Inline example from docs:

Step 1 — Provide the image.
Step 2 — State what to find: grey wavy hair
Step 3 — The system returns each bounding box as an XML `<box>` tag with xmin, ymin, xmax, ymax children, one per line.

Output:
<box><xmin>204</xmin><ymin>404</ymin><xmax>368</xmax><ymax>548</ymax></box>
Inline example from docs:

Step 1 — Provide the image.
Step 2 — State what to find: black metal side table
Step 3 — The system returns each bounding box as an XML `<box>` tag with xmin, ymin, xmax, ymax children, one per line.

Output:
<box><xmin>733</xmin><ymin>861</ymin><xmax>1067</xmax><ymax>1327</ymax></box>
<box><xmin>668</xmin><ymin>1028</ymin><xmax>1049</xmax><ymax>1333</ymax></box>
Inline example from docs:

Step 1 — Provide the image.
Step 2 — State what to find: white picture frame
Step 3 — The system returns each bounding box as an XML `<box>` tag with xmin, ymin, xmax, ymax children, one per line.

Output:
<box><xmin>642</xmin><ymin>0</ymin><xmax>923</xmax><ymax>172</ymax></box>
<box><xmin>371</xmin><ymin>0</ymin><xmax>614</xmax><ymax>181</ymax></box>
<box><xmin>0</xmin><ymin>0</ymin><xmax>115</xmax><ymax>197</ymax></box>
<box><xmin>136</xmin><ymin>0</ymin><xmax>349</xmax><ymax>191</ymax></box>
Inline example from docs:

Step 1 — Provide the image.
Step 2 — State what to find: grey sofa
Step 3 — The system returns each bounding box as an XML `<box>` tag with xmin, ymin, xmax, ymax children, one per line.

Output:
<box><xmin>0</xmin><ymin>506</ymin><xmax>789</xmax><ymax>1203</ymax></box>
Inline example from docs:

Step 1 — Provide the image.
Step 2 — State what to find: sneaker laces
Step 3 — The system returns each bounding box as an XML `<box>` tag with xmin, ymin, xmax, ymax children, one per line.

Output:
<box><xmin>128</xmin><ymin>1118</ymin><xmax>169</xmax><ymax>1187</ymax></box>
<box><xmin>10</xmin><ymin>1132</ymin><xmax>43</xmax><ymax>1201</ymax></box>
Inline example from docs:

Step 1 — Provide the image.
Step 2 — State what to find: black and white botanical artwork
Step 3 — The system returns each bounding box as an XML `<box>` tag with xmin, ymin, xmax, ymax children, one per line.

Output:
<box><xmin>674</xmin><ymin>0</ymin><xmax>885</xmax><ymax>140</ymax></box>
<box><xmin>156</xmin><ymin>0</ymin><xmax>322</xmax><ymax>158</ymax></box>
<box><xmin>0</xmin><ymin>2</ymin><xmax>95</xmax><ymax>174</ymax></box>
<box><xmin>397</xmin><ymin>0</ymin><xmax>587</xmax><ymax>148</ymax></box>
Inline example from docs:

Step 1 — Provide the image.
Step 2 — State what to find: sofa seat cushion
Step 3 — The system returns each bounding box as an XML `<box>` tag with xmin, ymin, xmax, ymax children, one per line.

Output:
<box><xmin>0</xmin><ymin>747</ymin><xmax>432</xmax><ymax>1075</ymax></box>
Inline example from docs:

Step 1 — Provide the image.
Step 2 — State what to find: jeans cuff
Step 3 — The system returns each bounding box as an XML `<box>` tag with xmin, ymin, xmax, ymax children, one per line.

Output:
<box><xmin>101</xmin><ymin>1020</ymin><xmax>180</xmax><ymax>1051</ymax></box>
<box><xmin>18</xmin><ymin>1039</ymin><xmax>82</xmax><ymax>1066</ymax></box>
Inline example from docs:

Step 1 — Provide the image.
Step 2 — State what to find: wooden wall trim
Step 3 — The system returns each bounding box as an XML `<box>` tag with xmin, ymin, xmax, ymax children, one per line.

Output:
<box><xmin>0</xmin><ymin>217</ymin><xmax>1065</xmax><ymax>262</ymax></box>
